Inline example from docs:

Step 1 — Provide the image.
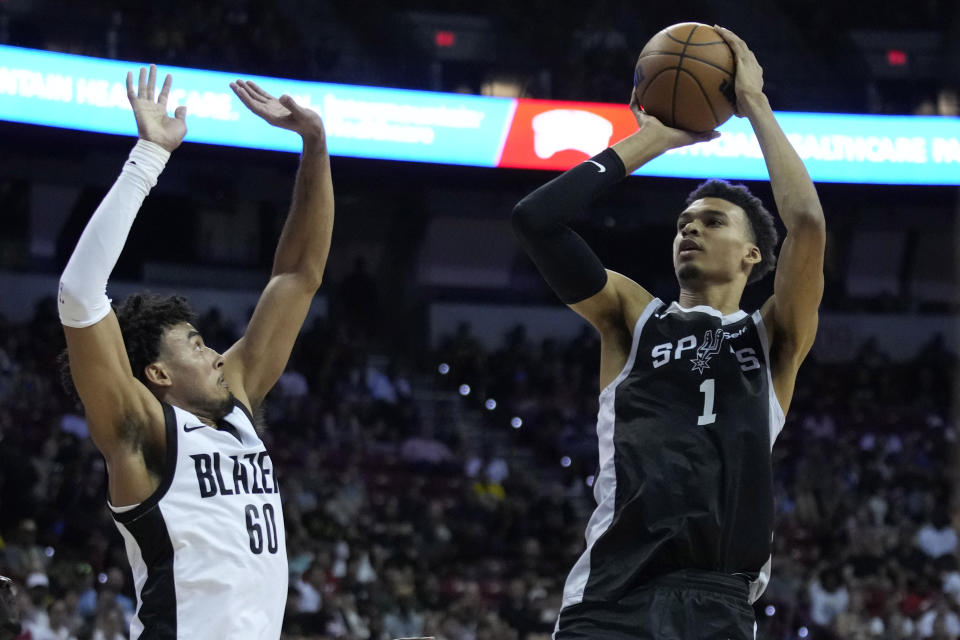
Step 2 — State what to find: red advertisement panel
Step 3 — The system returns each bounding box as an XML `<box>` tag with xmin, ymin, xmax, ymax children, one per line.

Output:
<box><xmin>497</xmin><ymin>99</ymin><xmax>639</xmax><ymax>170</ymax></box>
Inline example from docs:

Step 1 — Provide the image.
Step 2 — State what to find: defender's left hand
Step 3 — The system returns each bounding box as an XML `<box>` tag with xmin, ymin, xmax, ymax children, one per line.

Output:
<box><xmin>231</xmin><ymin>79</ymin><xmax>325</xmax><ymax>144</ymax></box>
<box><xmin>715</xmin><ymin>26</ymin><xmax>765</xmax><ymax>115</ymax></box>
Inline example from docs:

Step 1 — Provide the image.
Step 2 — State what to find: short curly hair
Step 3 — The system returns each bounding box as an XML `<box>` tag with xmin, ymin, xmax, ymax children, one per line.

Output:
<box><xmin>685</xmin><ymin>179</ymin><xmax>779</xmax><ymax>284</ymax></box>
<box><xmin>59</xmin><ymin>293</ymin><xmax>195</xmax><ymax>407</ymax></box>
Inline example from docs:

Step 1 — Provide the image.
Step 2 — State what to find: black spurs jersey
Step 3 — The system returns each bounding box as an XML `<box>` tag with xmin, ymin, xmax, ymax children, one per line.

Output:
<box><xmin>559</xmin><ymin>298</ymin><xmax>785</xmax><ymax>614</ymax></box>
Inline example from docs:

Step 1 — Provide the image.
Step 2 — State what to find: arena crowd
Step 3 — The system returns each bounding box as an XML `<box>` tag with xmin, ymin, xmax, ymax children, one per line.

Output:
<box><xmin>0</xmin><ymin>291</ymin><xmax>956</xmax><ymax>640</ymax></box>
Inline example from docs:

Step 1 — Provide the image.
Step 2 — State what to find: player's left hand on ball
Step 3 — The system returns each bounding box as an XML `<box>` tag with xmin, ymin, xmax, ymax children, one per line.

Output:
<box><xmin>629</xmin><ymin>92</ymin><xmax>719</xmax><ymax>147</ymax></box>
<box><xmin>230</xmin><ymin>80</ymin><xmax>325</xmax><ymax>143</ymax></box>
<box><xmin>714</xmin><ymin>25</ymin><xmax>765</xmax><ymax>115</ymax></box>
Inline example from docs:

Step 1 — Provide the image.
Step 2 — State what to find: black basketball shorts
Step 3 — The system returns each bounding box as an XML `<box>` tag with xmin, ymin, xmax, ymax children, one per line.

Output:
<box><xmin>554</xmin><ymin>569</ymin><xmax>757</xmax><ymax>640</ymax></box>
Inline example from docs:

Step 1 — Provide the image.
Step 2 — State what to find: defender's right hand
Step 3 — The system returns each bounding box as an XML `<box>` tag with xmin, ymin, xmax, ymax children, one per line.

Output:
<box><xmin>629</xmin><ymin>91</ymin><xmax>719</xmax><ymax>149</ymax></box>
<box><xmin>126</xmin><ymin>64</ymin><xmax>187</xmax><ymax>152</ymax></box>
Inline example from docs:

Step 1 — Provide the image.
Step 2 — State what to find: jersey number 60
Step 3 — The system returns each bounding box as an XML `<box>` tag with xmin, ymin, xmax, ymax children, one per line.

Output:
<box><xmin>245</xmin><ymin>503</ymin><xmax>279</xmax><ymax>554</ymax></box>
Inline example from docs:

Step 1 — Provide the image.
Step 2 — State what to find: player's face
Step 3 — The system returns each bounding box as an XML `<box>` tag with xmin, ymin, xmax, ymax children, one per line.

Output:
<box><xmin>673</xmin><ymin>197</ymin><xmax>759</xmax><ymax>287</ymax></box>
<box><xmin>157</xmin><ymin>322</ymin><xmax>233</xmax><ymax>419</ymax></box>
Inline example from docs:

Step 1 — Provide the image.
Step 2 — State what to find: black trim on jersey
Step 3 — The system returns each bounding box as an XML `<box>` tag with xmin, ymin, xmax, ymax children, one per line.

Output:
<box><xmin>121</xmin><ymin>506</ymin><xmax>177</xmax><ymax>639</ymax></box>
<box><xmin>213</xmin><ymin>419</ymin><xmax>242</xmax><ymax>443</ymax></box>
<box><xmin>233</xmin><ymin>396</ymin><xmax>255</xmax><ymax>426</ymax></box>
<box><xmin>112</xmin><ymin>403</ymin><xmax>179</xmax><ymax>526</ymax></box>
<box><xmin>212</xmin><ymin>397</ymin><xmax>256</xmax><ymax>443</ymax></box>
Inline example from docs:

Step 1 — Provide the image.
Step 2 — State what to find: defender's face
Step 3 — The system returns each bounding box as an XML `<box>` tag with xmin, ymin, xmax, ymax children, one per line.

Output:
<box><xmin>157</xmin><ymin>322</ymin><xmax>232</xmax><ymax>417</ymax></box>
<box><xmin>673</xmin><ymin>197</ymin><xmax>758</xmax><ymax>286</ymax></box>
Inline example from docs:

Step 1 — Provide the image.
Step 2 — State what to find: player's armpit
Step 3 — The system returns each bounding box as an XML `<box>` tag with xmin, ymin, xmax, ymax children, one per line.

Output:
<box><xmin>223</xmin><ymin>272</ymin><xmax>318</xmax><ymax>409</ymax></box>
<box><xmin>63</xmin><ymin>311</ymin><xmax>164</xmax><ymax>458</ymax></box>
<box><xmin>569</xmin><ymin>269</ymin><xmax>654</xmax><ymax>333</ymax></box>
<box><xmin>572</xmin><ymin>270</ymin><xmax>655</xmax><ymax>390</ymax></box>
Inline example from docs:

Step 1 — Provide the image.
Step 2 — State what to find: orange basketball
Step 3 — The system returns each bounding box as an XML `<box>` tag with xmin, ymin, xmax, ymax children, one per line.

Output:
<box><xmin>633</xmin><ymin>22</ymin><xmax>736</xmax><ymax>132</ymax></box>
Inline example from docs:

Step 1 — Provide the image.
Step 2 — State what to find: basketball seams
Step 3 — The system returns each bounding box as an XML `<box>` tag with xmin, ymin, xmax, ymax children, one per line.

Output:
<box><xmin>663</xmin><ymin>31</ymin><xmax>726</xmax><ymax>47</ymax></box>
<box><xmin>638</xmin><ymin>66</ymin><xmax>681</xmax><ymax>117</ymax></box>
<box><xmin>671</xmin><ymin>24</ymin><xmax>700</xmax><ymax>128</ymax></box>
<box><xmin>637</xmin><ymin>51</ymin><xmax>733</xmax><ymax>75</ymax></box>
<box><xmin>677</xmin><ymin>67</ymin><xmax>719</xmax><ymax>128</ymax></box>
<box><xmin>635</xmin><ymin>23</ymin><xmax>735</xmax><ymax>131</ymax></box>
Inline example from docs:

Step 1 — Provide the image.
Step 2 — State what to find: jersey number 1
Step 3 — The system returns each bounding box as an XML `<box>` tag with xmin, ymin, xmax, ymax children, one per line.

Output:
<box><xmin>698</xmin><ymin>378</ymin><xmax>717</xmax><ymax>426</ymax></box>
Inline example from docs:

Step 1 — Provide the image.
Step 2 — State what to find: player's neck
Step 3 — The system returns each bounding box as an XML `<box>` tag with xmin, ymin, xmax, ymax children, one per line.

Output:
<box><xmin>154</xmin><ymin>389</ymin><xmax>221</xmax><ymax>427</ymax></box>
<box><xmin>677</xmin><ymin>284</ymin><xmax>744</xmax><ymax>315</ymax></box>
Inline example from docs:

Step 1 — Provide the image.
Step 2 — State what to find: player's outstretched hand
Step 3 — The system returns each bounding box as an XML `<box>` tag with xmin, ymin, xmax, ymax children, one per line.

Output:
<box><xmin>714</xmin><ymin>26</ymin><xmax>765</xmax><ymax>116</ymax></box>
<box><xmin>126</xmin><ymin>64</ymin><xmax>187</xmax><ymax>152</ymax></box>
<box><xmin>629</xmin><ymin>91</ymin><xmax>719</xmax><ymax>148</ymax></box>
<box><xmin>230</xmin><ymin>80</ymin><xmax>325</xmax><ymax>145</ymax></box>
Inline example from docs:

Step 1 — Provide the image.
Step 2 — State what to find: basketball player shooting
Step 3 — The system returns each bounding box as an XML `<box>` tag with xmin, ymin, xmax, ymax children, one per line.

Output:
<box><xmin>512</xmin><ymin>28</ymin><xmax>825</xmax><ymax>640</ymax></box>
<box><xmin>58</xmin><ymin>65</ymin><xmax>333</xmax><ymax>638</ymax></box>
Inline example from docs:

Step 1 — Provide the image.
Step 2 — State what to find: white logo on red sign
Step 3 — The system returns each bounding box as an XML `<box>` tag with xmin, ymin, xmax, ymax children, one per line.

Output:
<box><xmin>531</xmin><ymin>109</ymin><xmax>614</xmax><ymax>159</ymax></box>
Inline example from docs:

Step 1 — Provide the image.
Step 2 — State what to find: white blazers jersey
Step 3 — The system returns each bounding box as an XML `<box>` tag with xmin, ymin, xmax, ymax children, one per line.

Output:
<box><xmin>109</xmin><ymin>400</ymin><xmax>288</xmax><ymax>639</ymax></box>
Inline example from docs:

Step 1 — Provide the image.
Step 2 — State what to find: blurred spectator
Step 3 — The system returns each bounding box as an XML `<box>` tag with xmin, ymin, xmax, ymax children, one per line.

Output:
<box><xmin>918</xmin><ymin>597</ymin><xmax>960</xmax><ymax>639</ymax></box>
<box><xmin>90</xmin><ymin>604</ymin><xmax>126</xmax><ymax>640</ymax></box>
<box><xmin>20</xmin><ymin>572</ymin><xmax>51</xmax><ymax>635</ymax></box>
<box><xmin>465</xmin><ymin>444</ymin><xmax>510</xmax><ymax>486</ymax></box>
<box><xmin>96</xmin><ymin>568</ymin><xmax>134</xmax><ymax>622</ymax></box>
<box><xmin>24</xmin><ymin>598</ymin><xmax>79</xmax><ymax>640</ymax></box>
<box><xmin>0</xmin><ymin>301</ymin><xmax>957</xmax><ymax>639</ymax></box>
<box><xmin>917</xmin><ymin>509</ymin><xmax>959</xmax><ymax>559</ymax></box>
<box><xmin>382</xmin><ymin>594</ymin><xmax>424</xmax><ymax>639</ymax></box>
<box><xmin>809</xmin><ymin>568</ymin><xmax>851</xmax><ymax>632</ymax></box>
<box><xmin>3</xmin><ymin>520</ymin><xmax>46</xmax><ymax>577</ymax></box>
<box><xmin>0</xmin><ymin>576</ymin><xmax>19</xmax><ymax>640</ymax></box>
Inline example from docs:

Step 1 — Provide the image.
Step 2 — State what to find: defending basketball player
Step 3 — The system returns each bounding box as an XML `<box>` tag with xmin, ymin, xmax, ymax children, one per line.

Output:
<box><xmin>512</xmin><ymin>28</ymin><xmax>825</xmax><ymax>640</ymax></box>
<box><xmin>58</xmin><ymin>66</ymin><xmax>333</xmax><ymax>638</ymax></box>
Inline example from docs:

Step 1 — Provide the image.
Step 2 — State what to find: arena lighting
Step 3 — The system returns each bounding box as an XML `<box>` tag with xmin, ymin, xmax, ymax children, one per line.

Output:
<box><xmin>97</xmin><ymin>572</ymin><xmax>108</xmax><ymax>584</ymax></box>
<box><xmin>510</xmin><ymin>417</ymin><xmax>522</xmax><ymax>429</ymax></box>
<box><xmin>484</xmin><ymin>398</ymin><xmax>497</xmax><ymax>410</ymax></box>
<box><xmin>458</xmin><ymin>384</ymin><xmax>471</xmax><ymax>396</ymax></box>
<box><xmin>434</xmin><ymin>30</ymin><xmax>456</xmax><ymax>48</ymax></box>
<box><xmin>887</xmin><ymin>49</ymin><xmax>908</xmax><ymax>66</ymax></box>
<box><xmin>586</xmin><ymin>475</ymin><xmax>595</xmax><ymax>487</ymax></box>
<box><xmin>765</xmin><ymin>605</ymin><xmax>775</xmax><ymax>616</ymax></box>
<box><xmin>1</xmin><ymin>45</ymin><xmax>959</xmax><ymax>184</ymax></box>
<box><xmin>798</xmin><ymin>627</ymin><xmax>809</xmax><ymax>638</ymax></box>
<box><xmin>560</xmin><ymin>456</ymin><xmax>572</xmax><ymax>467</ymax></box>
<box><xmin>437</xmin><ymin>363</ymin><xmax>450</xmax><ymax>375</ymax></box>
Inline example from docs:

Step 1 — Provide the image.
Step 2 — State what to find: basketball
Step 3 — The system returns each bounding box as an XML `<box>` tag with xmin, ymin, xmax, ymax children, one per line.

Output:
<box><xmin>633</xmin><ymin>22</ymin><xmax>736</xmax><ymax>132</ymax></box>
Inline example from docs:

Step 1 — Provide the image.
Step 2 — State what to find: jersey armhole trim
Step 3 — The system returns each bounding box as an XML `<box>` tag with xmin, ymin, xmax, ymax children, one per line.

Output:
<box><xmin>751</xmin><ymin>310</ymin><xmax>786</xmax><ymax>447</ymax></box>
<box><xmin>110</xmin><ymin>402</ymin><xmax>179</xmax><ymax>525</ymax></box>
<box><xmin>233</xmin><ymin>395</ymin><xmax>255</xmax><ymax>425</ymax></box>
<box><xmin>599</xmin><ymin>297</ymin><xmax>662</xmax><ymax>397</ymax></box>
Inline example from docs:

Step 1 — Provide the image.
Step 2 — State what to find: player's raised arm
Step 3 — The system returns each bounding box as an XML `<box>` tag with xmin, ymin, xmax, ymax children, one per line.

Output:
<box><xmin>59</xmin><ymin>65</ymin><xmax>184</xmax><ymax>458</ymax></box>
<box><xmin>717</xmin><ymin>26</ymin><xmax>826</xmax><ymax>400</ymax></box>
<box><xmin>511</xmin><ymin>96</ymin><xmax>717</xmax><ymax>332</ymax></box>
<box><xmin>222</xmin><ymin>81</ymin><xmax>334</xmax><ymax>409</ymax></box>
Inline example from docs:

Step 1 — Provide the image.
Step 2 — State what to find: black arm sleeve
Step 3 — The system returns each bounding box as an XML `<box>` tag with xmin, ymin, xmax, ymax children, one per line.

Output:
<box><xmin>511</xmin><ymin>148</ymin><xmax>627</xmax><ymax>304</ymax></box>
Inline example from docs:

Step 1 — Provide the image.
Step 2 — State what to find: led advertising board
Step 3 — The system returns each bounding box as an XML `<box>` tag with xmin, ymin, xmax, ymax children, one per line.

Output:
<box><xmin>1</xmin><ymin>45</ymin><xmax>958</xmax><ymax>184</ymax></box>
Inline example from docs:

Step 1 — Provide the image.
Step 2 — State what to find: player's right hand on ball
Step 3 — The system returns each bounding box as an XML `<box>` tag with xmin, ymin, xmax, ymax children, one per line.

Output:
<box><xmin>126</xmin><ymin>64</ymin><xmax>187</xmax><ymax>152</ymax></box>
<box><xmin>629</xmin><ymin>91</ymin><xmax>719</xmax><ymax>149</ymax></box>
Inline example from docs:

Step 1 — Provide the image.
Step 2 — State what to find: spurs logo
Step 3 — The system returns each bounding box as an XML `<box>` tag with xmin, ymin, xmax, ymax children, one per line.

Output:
<box><xmin>691</xmin><ymin>329</ymin><xmax>724</xmax><ymax>374</ymax></box>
